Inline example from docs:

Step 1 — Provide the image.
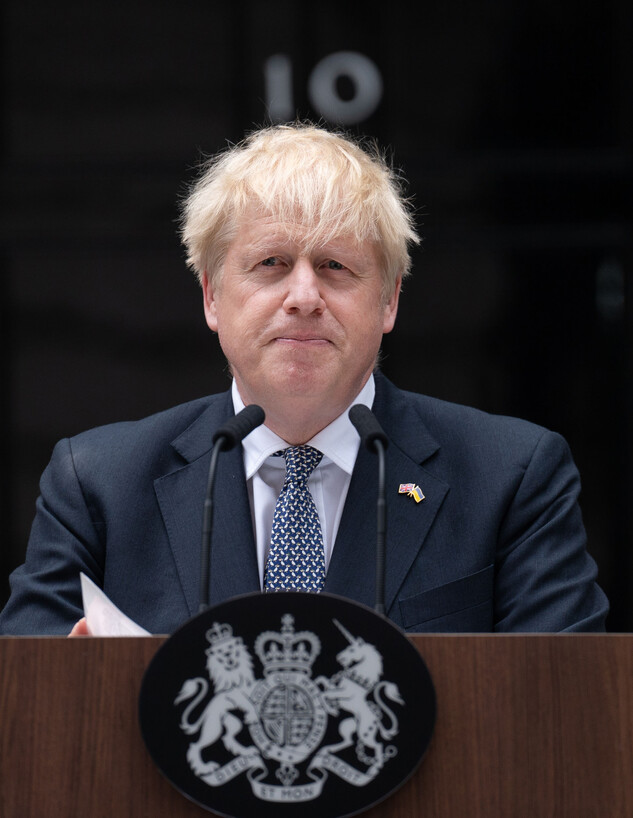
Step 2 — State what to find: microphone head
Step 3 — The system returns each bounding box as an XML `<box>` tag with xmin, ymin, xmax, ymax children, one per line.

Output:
<box><xmin>212</xmin><ymin>404</ymin><xmax>265</xmax><ymax>451</ymax></box>
<box><xmin>349</xmin><ymin>404</ymin><xmax>389</xmax><ymax>452</ymax></box>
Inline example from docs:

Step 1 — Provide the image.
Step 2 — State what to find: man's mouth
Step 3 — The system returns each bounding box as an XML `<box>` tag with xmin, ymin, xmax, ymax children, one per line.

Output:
<box><xmin>274</xmin><ymin>334</ymin><xmax>330</xmax><ymax>345</ymax></box>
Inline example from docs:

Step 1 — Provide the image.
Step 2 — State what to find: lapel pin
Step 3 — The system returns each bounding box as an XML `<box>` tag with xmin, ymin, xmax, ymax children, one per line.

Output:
<box><xmin>398</xmin><ymin>483</ymin><xmax>425</xmax><ymax>503</ymax></box>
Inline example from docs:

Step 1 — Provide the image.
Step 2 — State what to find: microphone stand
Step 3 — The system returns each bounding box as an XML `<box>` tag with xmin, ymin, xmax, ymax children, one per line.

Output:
<box><xmin>199</xmin><ymin>440</ymin><xmax>224</xmax><ymax>613</ymax></box>
<box><xmin>348</xmin><ymin>404</ymin><xmax>389</xmax><ymax>616</ymax></box>
<box><xmin>374</xmin><ymin>436</ymin><xmax>386</xmax><ymax>616</ymax></box>
<box><xmin>199</xmin><ymin>404</ymin><xmax>265</xmax><ymax>612</ymax></box>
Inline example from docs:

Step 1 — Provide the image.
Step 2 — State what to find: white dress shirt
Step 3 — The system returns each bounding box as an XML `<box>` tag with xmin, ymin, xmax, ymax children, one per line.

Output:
<box><xmin>232</xmin><ymin>376</ymin><xmax>375</xmax><ymax>587</ymax></box>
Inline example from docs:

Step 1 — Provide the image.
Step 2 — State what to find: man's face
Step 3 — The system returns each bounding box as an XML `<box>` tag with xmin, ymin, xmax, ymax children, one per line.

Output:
<box><xmin>202</xmin><ymin>213</ymin><xmax>400</xmax><ymax>434</ymax></box>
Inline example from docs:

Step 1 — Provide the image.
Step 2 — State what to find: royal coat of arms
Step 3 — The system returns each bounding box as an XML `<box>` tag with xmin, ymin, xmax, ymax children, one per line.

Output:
<box><xmin>174</xmin><ymin>613</ymin><xmax>404</xmax><ymax>803</ymax></box>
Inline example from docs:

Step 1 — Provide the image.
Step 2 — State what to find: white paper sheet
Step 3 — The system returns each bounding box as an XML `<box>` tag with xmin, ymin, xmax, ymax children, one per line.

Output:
<box><xmin>80</xmin><ymin>572</ymin><xmax>150</xmax><ymax>636</ymax></box>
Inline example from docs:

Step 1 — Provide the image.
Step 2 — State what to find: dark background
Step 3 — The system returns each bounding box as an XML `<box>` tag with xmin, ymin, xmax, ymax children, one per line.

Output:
<box><xmin>1</xmin><ymin>1</ymin><xmax>631</xmax><ymax>628</ymax></box>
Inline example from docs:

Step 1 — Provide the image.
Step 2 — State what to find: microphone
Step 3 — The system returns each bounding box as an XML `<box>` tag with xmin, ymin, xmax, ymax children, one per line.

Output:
<box><xmin>349</xmin><ymin>404</ymin><xmax>388</xmax><ymax>453</ymax></box>
<box><xmin>212</xmin><ymin>404</ymin><xmax>266</xmax><ymax>450</ymax></box>
<box><xmin>199</xmin><ymin>404</ymin><xmax>265</xmax><ymax>611</ymax></box>
<box><xmin>348</xmin><ymin>404</ymin><xmax>389</xmax><ymax>616</ymax></box>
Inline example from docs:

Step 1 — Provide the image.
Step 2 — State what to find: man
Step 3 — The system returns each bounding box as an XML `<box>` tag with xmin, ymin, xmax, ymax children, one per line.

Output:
<box><xmin>0</xmin><ymin>123</ymin><xmax>608</xmax><ymax>635</ymax></box>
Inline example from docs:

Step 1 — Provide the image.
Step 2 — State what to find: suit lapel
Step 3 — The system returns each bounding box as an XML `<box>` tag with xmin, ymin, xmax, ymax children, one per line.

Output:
<box><xmin>325</xmin><ymin>375</ymin><xmax>449</xmax><ymax>613</ymax></box>
<box><xmin>153</xmin><ymin>392</ymin><xmax>260</xmax><ymax>618</ymax></box>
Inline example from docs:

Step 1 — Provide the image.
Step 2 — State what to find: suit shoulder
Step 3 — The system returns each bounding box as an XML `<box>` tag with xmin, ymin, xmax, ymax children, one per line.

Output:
<box><xmin>48</xmin><ymin>393</ymin><xmax>231</xmax><ymax>484</ymax></box>
<box><xmin>390</xmin><ymin>384</ymin><xmax>566</xmax><ymax>463</ymax></box>
<box><xmin>69</xmin><ymin>395</ymin><xmax>219</xmax><ymax>447</ymax></box>
<box><xmin>411</xmin><ymin>390</ymin><xmax>547</xmax><ymax>435</ymax></box>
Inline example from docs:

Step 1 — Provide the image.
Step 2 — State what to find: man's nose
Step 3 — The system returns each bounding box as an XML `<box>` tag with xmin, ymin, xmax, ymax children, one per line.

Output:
<box><xmin>283</xmin><ymin>259</ymin><xmax>325</xmax><ymax>313</ymax></box>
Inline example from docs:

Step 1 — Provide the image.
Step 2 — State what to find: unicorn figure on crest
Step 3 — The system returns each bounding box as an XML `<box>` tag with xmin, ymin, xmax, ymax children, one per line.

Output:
<box><xmin>315</xmin><ymin>620</ymin><xmax>404</xmax><ymax>774</ymax></box>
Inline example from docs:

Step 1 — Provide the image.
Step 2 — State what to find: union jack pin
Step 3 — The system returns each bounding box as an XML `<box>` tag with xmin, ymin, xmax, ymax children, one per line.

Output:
<box><xmin>398</xmin><ymin>483</ymin><xmax>425</xmax><ymax>503</ymax></box>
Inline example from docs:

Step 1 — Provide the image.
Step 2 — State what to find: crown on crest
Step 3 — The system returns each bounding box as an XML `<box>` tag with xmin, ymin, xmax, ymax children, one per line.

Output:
<box><xmin>205</xmin><ymin>621</ymin><xmax>241</xmax><ymax>651</ymax></box>
<box><xmin>255</xmin><ymin>614</ymin><xmax>321</xmax><ymax>675</ymax></box>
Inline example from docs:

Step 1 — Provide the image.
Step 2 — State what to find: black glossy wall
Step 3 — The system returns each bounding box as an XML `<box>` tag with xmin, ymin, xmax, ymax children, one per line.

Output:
<box><xmin>2</xmin><ymin>1</ymin><xmax>631</xmax><ymax>627</ymax></box>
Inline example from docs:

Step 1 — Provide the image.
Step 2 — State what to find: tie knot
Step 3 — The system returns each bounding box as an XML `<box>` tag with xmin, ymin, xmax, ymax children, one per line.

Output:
<box><xmin>278</xmin><ymin>445</ymin><xmax>323</xmax><ymax>486</ymax></box>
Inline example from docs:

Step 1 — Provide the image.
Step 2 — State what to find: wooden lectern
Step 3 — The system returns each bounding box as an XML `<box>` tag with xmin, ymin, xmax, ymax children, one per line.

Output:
<box><xmin>1</xmin><ymin>635</ymin><xmax>632</xmax><ymax>817</ymax></box>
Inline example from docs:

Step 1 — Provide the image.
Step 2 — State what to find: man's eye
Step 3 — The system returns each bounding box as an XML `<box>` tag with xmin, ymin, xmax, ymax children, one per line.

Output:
<box><xmin>261</xmin><ymin>256</ymin><xmax>279</xmax><ymax>266</ymax></box>
<box><xmin>325</xmin><ymin>260</ymin><xmax>345</xmax><ymax>270</ymax></box>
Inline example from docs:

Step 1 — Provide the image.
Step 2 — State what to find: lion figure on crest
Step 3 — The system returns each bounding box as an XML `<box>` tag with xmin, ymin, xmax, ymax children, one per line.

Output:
<box><xmin>174</xmin><ymin>622</ymin><xmax>259</xmax><ymax>776</ymax></box>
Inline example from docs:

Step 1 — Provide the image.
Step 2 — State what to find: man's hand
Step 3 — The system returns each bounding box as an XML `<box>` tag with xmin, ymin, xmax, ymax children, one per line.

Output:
<box><xmin>68</xmin><ymin>617</ymin><xmax>91</xmax><ymax>637</ymax></box>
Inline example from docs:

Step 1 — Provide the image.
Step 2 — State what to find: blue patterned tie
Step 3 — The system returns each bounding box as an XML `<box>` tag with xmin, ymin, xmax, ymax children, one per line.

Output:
<box><xmin>264</xmin><ymin>445</ymin><xmax>325</xmax><ymax>592</ymax></box>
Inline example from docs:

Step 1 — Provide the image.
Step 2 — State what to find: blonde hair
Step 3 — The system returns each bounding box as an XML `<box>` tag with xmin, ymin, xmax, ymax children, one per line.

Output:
<box><xmin>180</xmin><ymin>123</ymin><xmax>419</xmax><ymax>297</ymax></box>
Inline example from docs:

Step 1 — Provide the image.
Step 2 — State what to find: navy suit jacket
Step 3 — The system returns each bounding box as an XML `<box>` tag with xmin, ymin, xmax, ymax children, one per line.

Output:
<box><xmin>0</xmin><ymin>375</ymin><xmax>608</xmax><ymax>634</ymax></box>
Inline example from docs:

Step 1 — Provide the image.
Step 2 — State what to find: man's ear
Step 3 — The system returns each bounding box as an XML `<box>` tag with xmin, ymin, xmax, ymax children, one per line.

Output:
<box><xmin>202</xmin><ymin>272</ymin><xmax>218</xmax><ymax>332</ymax></box>
<box><xmin>382</xmin><ymin>277</ymin><xmax>401</xmax><ymax>335</ymax></box>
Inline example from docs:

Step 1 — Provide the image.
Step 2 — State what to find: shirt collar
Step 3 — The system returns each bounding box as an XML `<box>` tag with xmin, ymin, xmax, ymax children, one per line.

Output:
<box><xmin>232</xmin><ymin>377</ymin><xmax>375</xmax><ymax>479</ymax></box>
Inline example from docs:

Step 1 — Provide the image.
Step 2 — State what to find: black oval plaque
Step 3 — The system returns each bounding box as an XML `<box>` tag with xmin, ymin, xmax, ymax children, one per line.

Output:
<box><xmin>139</xmin><ymin>591</ymin><xmax>435</xmax><ymax>818</ymax></box>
